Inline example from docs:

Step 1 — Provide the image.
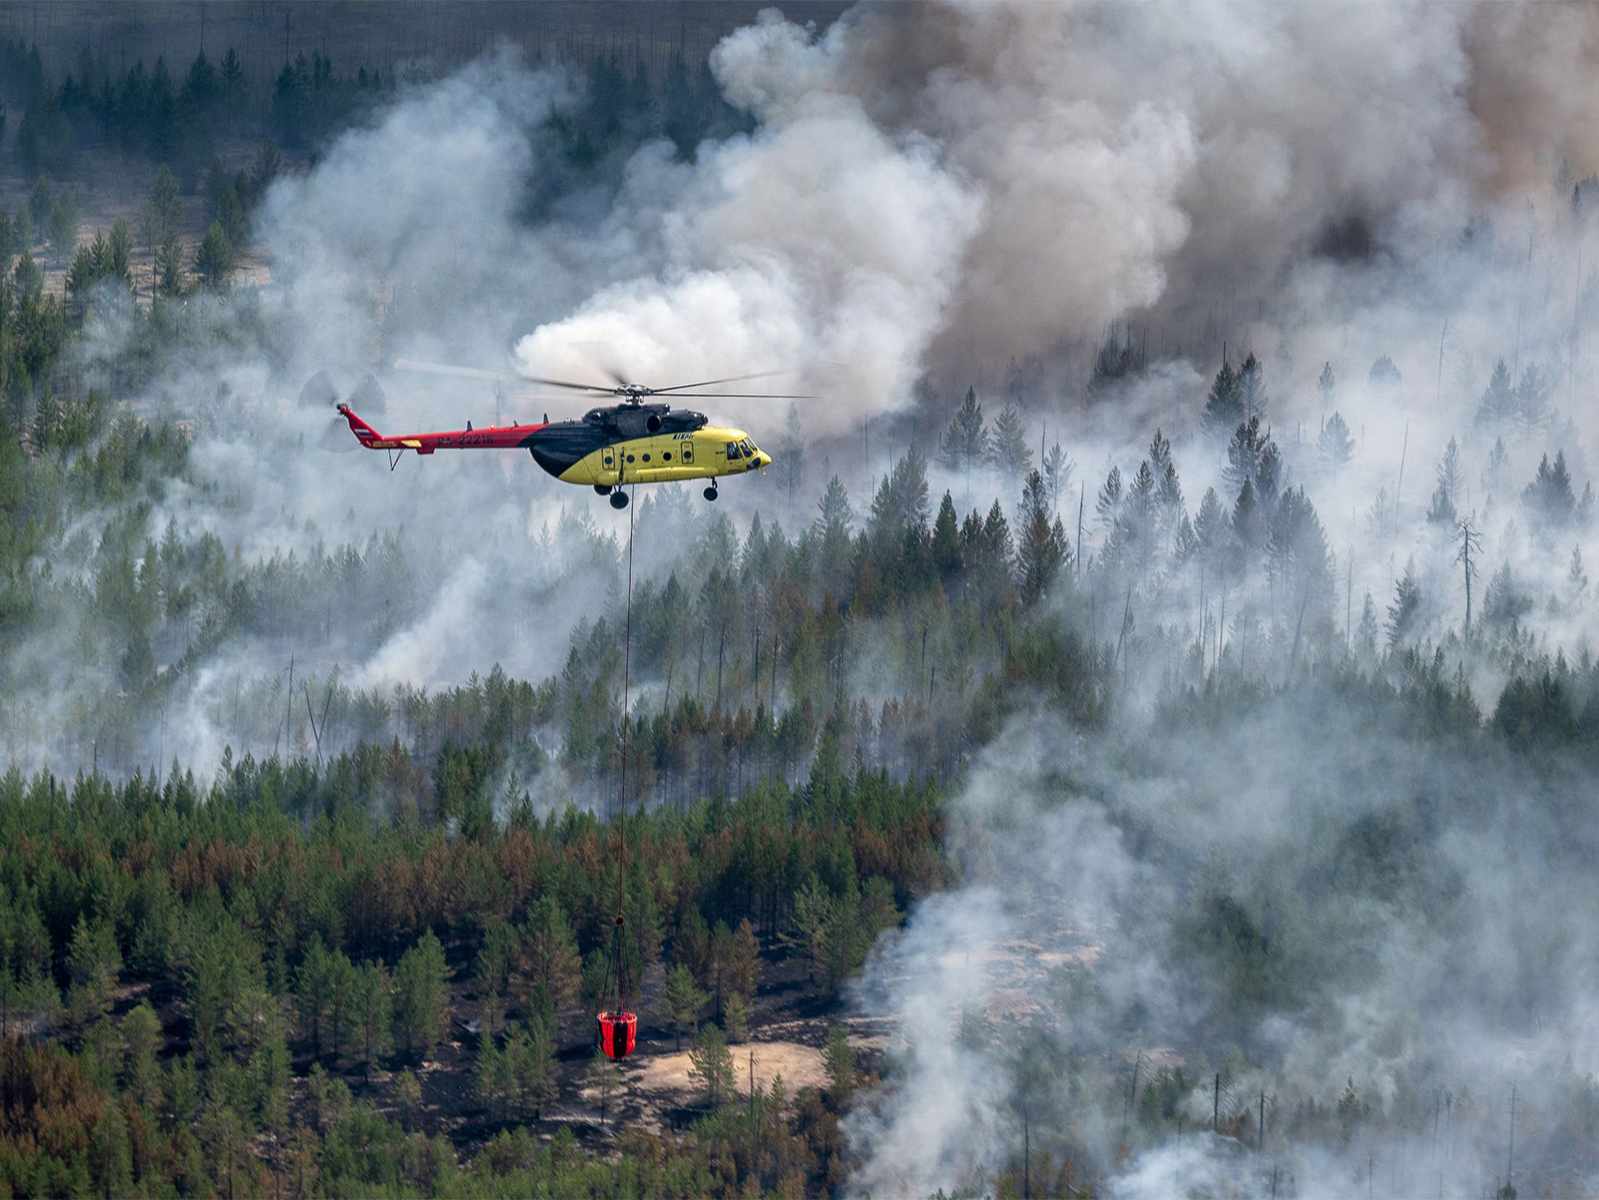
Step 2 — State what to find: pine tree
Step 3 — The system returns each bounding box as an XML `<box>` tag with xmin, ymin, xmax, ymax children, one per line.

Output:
<box><xmin>156</xmin><ymin>233</ymin><xmax>185</xmax><ymax>296</ymax></box>
<box><xmin>394</xmin><ymin>1070</ymin><xmax>423</xmax><ymax>1131</ymax></box>
<box><xmin>987</xmin><ymin>402</ymin><xmax>1032</xmax><ymax>484</ymax></box>
<box><xmin>1042</xmin><ymin>440</ymin><xmax>1072</xmax><ymax>512</ymax></box>
<box><xmin>1317</xmin><ymin>362</ymin><xmax>1335</xmax><ymax>412</ymax></box>
<box><xmin>1426</xmin><ymin>480</ymin><xmax>1457</xmax><ymax>526</ymax></box>
<box><xmin>1386</xmin><ymin>559</ymin><xmax>1423</xmax><ymax>649</ymax></box>
<box><xmin>1224</xmin><ymin>416</ymin><xmax>1268</xmax><ymax>497</ymax></box>
<box><xmin>689</xmin><ymin>1022</ymin><xmax>736</xmax><ymax>1107</ymax></box>
<box><xmin>47</xmin><ymin>194</ymin><xmax>78</xmax><ymax>267</ymax></box>
<box><xmin>354</xmin><ymin>961</ymin><xmax>392</xmax><ymax>1077</ymax></box>
<box><xmin>150</xmin><ymin>165</ymin><xmax>181</xmax><ymax>236</ymax></box>
<box><xmin>931</xmin><ymin>491</ymin><xmax>962</xmax><ymax>584</ymax></box>
<box><xmin>474</xmin><ymin>1037</ymin><xmax>506</xmax><ymax>1122</ymax></box>
<box><xmin>393</xmin><ymin>931</ymin><xmax>449</xmax><ymax>1064</ymax></box>
<box><xmin>1318</xmin><ymin>411</ymin><xmax>1354</xmax><ymax>476</ymax></box>
<box><xmin>88</xmin><ymin>1102</ymin><xmax>134</xmax><ymax>1199</ymax></box>
<box><xmin>123</xmin><ymin>1001</ymin><xmax>163</xmax><ymax>1107</ymax></box>
<box><xmin>27</xmin><ymin>178</ymin><xmax>53</xmax><ymax>235</ymax></box>
<box><xmin>729</xmin><ymin>918</ymin><xmax>760</xmax><ymax>1003</ymax></box>
<box><xmin>1483</xmin><ymin>436</ymin><xmax>1509</xmax><ymax>494</ymax></box>
<box><xmin>1016</xmin><ymin>469</ymin><xmax>1068</xmax><ymax>604</ymax></box>
<box><xmin>1369</xmin><ymin>354</ymin><xmax>1402</xmax><ymax>387</ymax></box>
<box><xmin>222</xmin><ymin>49</ymin><xmax>247</xmax><ymax>113</ymax></box>
<box><xmin>1523</xmin><ymin>451</ymin><xmax>1577</xmax><ymax>529</ymax></box>
<box><xmin>661</xmin><ymin>963</ymin><xmax>708</xmax><ymax>1051</ymax></box>
<box><xmin>1238</xmin><ymin>352</ymin><xmax>1267</xmax><ymax>421</ymax></box>
<box><xmin>65</xmin><ymin>243</ymin><xmax>97</xmax><ymax>307</ymax></box>
<box><xmin>1157</xmin><ymin>461</ymin><xmax>1186</xmax><ymax>542</ymax></box>
<box><xmin>1356</xmin><ymin>592</ymin><xmax>1379</xmax><ymax>658</ymax></box>
<box><xmin>1475</xmin><ymin>359</ymin><xmax>1515</xmax><ymax>426</ymax></box>
<box><xmin>1202</xmin><ymin>360</ymin><xmax>1243</xmax><ymax>437</ymax></box>
<box><xmin>1232</xmin><ymin>477</ymin><xmax>1263</xmax><ymax>557</ymax></box>
<box><xmin>522</xmin><ymin>897</ymin><xmax>581</xmax><ymax>1010</ymax></box>
<box><xmin>1148</xmin><ymin>428</ymin><xmax>1173</xmax><ymax>475</ymax></box>
<box><xmin>939</xmin><ymin>386</ymin><xmax>988</xmax><ymax>481</ymax></box>
<box><xmin>873</xmin><ymin>445</ymin><xmax>929</xmax><ymax>532</ymax></box>
<box><xmin>1195</xmin><ymin>486</ymin><xmax>1227</xmax><ymax>573</ymax></box>
<box><xmin>508</xmin><ymin>1020</ymin><xmax>559</xmax><ymax>1119</ymax></box>
<box><xmin>194</xmin><ymin>220</ymin><xmax>235</xmax><ymax>289</ymax></box>
<box><xmin>1095</xmin><ymin>466</ymin><xmax>1122</xmax><ymax>533</ymax></box>
<box><xmin>814</xmin><ymin>474</ymin><xmax>854</xmax><ymax>590</ymax></box>
<box><xmin>983</xmin><ymin>500</ymin><xmax>1014</xmax><ymax>577</ymax></box>
<box><xmin>296</xmin><ymin>937</ymin><xmax>334</xmax><ymax>1061</ymax></box>
<box><xmin>107</xmin><ymin>219</ymin><xmax>133</xmax><ymax>287</ymax></box>
<box><xmin>219</xmin><ymin>186</ymin><xmax>247</xmax><ymax>247</ymax></box>
<box><xmin>825</xmin><ymin>1024</ymin><xmax>854</xmax><ymax>1102</ymax></box>
<box><xmin>13</xmin><ymin>249</ymin><xmax>41</xmax><ymax>298</ymax></box>
<box><xmin>723</xmin><ymin>991</ymin><xmax>749</xmax><ymax>1043</ymax></box>
<box><xmin>1483</xmin><ymin>562</ymin><xmax>1533</xmax><ymax>629</ymax></box>
<box><xmin>1514</xmin><ymin>364</ymin><xmax>1552</xmax><ymax>435</ymax></box>
<box><xmin>204</xmin><ymin>157</ymin><xmax>231</xmax><ymax>221</ymax></box>
<box><xmin>326</xmin><ymin>949</ymin><xmax>356</xmax><ymax>1066</ymax></box>
<box><xmin>251</xmin><ymin>141</ymin><xmax>282</xmax><ymax>196</ymax></box>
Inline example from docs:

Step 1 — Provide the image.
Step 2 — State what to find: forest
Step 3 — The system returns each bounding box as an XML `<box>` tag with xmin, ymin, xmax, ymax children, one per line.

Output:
<box><xmin>4</xmin><ymin>2</ymin><xmax>1599</xmax><ymax>1198</ymax></box>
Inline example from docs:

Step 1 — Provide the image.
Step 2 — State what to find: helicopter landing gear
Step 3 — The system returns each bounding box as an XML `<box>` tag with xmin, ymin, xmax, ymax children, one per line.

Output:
<box><xmin>594</xmin><ymin>483</ymin><xmax>613</xmax><ymax>496</ymax></box>
<box><xmin>703</xmin><ymin>483</ymin><xmax>718</xmax><ymax>502</ymax></box>
<box><xmin>610</xmin><ymin>490</ymin><xmax>629</xmax><ymax>510</ymax></box>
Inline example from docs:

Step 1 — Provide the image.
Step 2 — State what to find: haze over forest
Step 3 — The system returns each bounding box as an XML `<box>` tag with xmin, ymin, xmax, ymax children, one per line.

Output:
<box><xmin>2</xmin><ymin>2</ymin><xmax>1599</xmax><ymax>1197</ymax></box>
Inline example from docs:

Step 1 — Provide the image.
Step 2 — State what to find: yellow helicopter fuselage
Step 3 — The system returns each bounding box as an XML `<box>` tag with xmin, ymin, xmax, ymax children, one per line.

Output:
<box><xmin>552</xmin><ymin>425</ymin><xmax>771</xmax><ymax>487</ymax></box>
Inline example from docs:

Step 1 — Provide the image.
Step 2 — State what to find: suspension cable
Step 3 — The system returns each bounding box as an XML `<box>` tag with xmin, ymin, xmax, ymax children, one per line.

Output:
<box><xmin>614</xmin><ymin>485</ymin><xmax>637</xmax><ymax>1008</ymax></box>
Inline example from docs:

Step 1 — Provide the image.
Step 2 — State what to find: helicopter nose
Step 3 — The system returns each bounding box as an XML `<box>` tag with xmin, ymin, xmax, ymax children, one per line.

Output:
<box><xmin>757</xmin><ymin>451</ymin><xmax>772</xmax><ymax>468</ymax></box>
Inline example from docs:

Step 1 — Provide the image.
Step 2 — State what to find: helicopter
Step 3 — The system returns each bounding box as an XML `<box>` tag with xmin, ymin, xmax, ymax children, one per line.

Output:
<box><xmin>336</xmin><ymin>359</ymin><xmax>797</xmax><ymax>508</ymax></box>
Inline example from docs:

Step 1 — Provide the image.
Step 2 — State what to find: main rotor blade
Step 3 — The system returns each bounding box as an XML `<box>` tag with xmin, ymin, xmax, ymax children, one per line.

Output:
<box><xmin>662</xmin><ymin>392</ymin><xmax>817</xmax><ymax>400</ymax></box>
<box><xmin>393</xmin><ymin>357</ymin><xmax>524</xmax><ymax>384</ymax></box>
<box><xmin>652</xmin><ymin>369</ymin><xmax>804</xmax><ymax>394</ymax></box>
<box><xmin>514</xmin><ymin>372</ymin><xmax>618</xmax><ymax>394</ymax></box>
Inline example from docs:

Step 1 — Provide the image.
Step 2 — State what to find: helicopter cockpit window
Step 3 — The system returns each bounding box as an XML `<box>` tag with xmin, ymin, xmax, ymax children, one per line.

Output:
<box><xmin>728</xmin><ymin>442</ymin><xmax>743</xmax><ymax>460</ymax></box>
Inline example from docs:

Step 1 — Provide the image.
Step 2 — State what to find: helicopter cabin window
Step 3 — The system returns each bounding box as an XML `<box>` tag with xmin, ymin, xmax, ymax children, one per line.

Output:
<box><xmin>663</xmin><ymin>452</ymin><xmax>672</xmax><ymax>461</ymax></box>
<box><xmin>727</xmin><ymin>442</ymin><xmax>742</xmax><ymax>460</ymax></box>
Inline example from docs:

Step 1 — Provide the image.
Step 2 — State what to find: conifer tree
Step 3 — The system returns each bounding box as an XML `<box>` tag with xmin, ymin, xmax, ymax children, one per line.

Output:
<box><xmin>1318</xmin><ymin>412</ymin><xmax>1354</xmax><ymax>476</ymax></box>
<box><xmin>1475</xmin><ymin>359</ymin><xmax>1515</xmax><ymax>426</ymax></box>
<box><xmin>522</xmin><ymin>897</ymin><xmax>581</xmax><ymax>1011</ymax></box>
<box><xmin>393</xmin><ymin>931</ymin><xmax>449</xmax><ymax>1064</ymax></box>
<box><xmin>1017</xmin><ymin>469</ymin><xmax>1069</xmax><ymax>604</ymax></box>
<box><xmin>987</xmin><ymin>402</ymin><xmax>1032</xmax><ymax>484</ymax></box>
<box><xmin>194</xmin><ymin>220</ymin><xmax>235</xmax><ymax>289</ymax></box>
<box><xmin>661</xmin><ymin>963</ymin><xmax>708</xmax><ymax>1051</ymax></box>
<box><xmin>1202</xmin><ymin>360</ymin><xmax>1243</xmax><ymax>437</ymax></box>
<box><xmin>1096</xmin><ymin>466</ymin><xmax>1123</xmax><ymax>533</ymax></box>
<box><xmin>1387</xmin><ymin>559</ymin><xmax>1423</xmax><ymax>649</ymax></box>
<box><xmin>690</xmin><ymin>1022</ymin><xmax>736</xmax><ymax>1107</ymax></box>
<box><xmin>931</xmin><ymin>491</ymin><xmax>963</xmax><ymax>585</ymax></box>
<box><xmin>1042</xmin><ymin>439</ymin><xmax>1072</xmax><ymax>512</ymax></box>
<box><xmin>1523</xmin><ymin>451</ymin><xmax>1577</xmax><ymax>529</ymax></box>
<box><xmin>1238</xmin><ymin>352</ymin><xmax>1267</xmax><ymax>421</ymax></box>
<box><xmin>939</xmin><ymin>386</ymin><xmax>989</xmax><ymax>482</ymax></box>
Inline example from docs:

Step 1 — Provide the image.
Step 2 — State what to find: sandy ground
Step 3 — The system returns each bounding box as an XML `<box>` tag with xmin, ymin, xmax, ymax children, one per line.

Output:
<box><xmin>634</xmin><ymin>1038</ymin><xmax>828</xmax><ymax>1097</ymax></box>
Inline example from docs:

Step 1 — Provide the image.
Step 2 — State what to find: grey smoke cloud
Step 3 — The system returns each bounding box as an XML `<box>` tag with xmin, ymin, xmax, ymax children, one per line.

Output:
<box><xmin>845</xmin><ymin>693</ymin><xmax>1599</xmax><ymax>1197</ymax></box>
